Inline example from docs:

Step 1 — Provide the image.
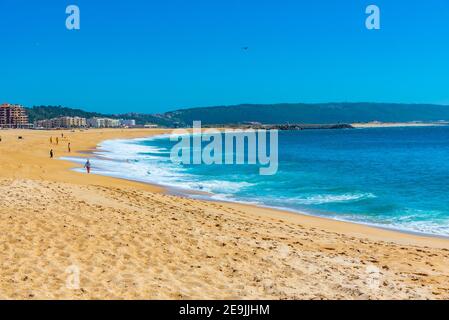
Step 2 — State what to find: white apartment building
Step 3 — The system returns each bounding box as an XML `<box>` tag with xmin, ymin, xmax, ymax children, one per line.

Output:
<box><xmin>35</xmin><ymin>116</ymin><xmax>87</xmax><ymax>129</ymax></box>
<box><xmin>87</xmin><ymin>117</ymin><xmax>121</xmax><ymax>128</ymax></box>
<box><xmin>120</xmin><ymin>119</ymin><xmax>136</xmax><ymax>127</ymax></box>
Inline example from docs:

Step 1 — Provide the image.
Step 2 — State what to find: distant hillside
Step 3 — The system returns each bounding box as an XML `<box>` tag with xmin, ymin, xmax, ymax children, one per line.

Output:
<box><xmin>26</xmin><ymin>106</ymin><xmax>169</xmax><ymax>126</ymax></box>
<box><xmin>26</xmin><ymin>103</ymin><xmax>449</xmax><ymax>127</ymax></box>
<box><xmin>163</xmin><ymin>103</ymin><xmax>449</xmax><ymax>125</ymax></box>
<box><xmin>109</xmin><ymin>112</ymin><xmax>176</xmax><ymax>127</ymax></box>
<box><xmin>26</xmin><ymin>106</ymin><xmax>104</xmax><ymax>123</ymax></box>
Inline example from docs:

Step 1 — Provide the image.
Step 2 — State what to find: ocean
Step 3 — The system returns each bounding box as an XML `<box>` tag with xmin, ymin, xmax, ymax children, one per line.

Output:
<box><xmin>66</xmin><ymin>126</ymin><xmax>449</xmax><ymax>236</ymax></box>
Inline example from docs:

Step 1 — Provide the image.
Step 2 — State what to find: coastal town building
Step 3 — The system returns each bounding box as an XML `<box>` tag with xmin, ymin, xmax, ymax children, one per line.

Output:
<box><xmin>105</xmin><ymin>118</ymin><xmax>121</xmax><ymax>128</ymax></box>
<box><xmin>34</xmin><ymin>116</ymin><xmax>87</xmax><ymax>129</ymax></box>
<box><xmin>119</xmin><ymin>119</ymin><xmax>136</xmax><ymax>127</ymax></box>
<box><xmin>87</xmin><ymin>117</ymin><xmax>121</xmax><ymax>128</ymax></box>
<box><xmin>34</xmin><ymin>119</ymin><xmax>52</xmax><ymax>129</ymax></box>
<box><xmin>34</xmin><ymin>116</ymin><xmax>137</xmax><ymax>129</ymax></box>
<box><xmin>0</xmin><ymin>103</ymin><xmax>31</xmax><ymax>128</ymax></box>
<box><xmin>57</xmin><ymin>116</ymin><xmax>87</xmax><ymax>128</ymax></box>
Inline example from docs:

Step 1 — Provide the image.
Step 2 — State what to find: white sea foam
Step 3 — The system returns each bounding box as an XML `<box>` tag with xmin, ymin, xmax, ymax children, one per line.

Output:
<box><xmin>65</xmin><ymin>136</ymin><xmax>254</xmax><ymax>198</ymax></box>
<box><xmin>283</xmin><ymin>193</ymin><xmax>376</xmax><ymax>205</ymax></box>
<box><xmin>62</xmin><ymin>135</ymin><xmax>449</xmax><ymax>238</ymax></box>
<box><xmin>96</xmin><ymin>139</ymin><xmax>169</xmax><ymax>159</ymax></box>
<box><xmin>321</xmin><ymin>208</ymin><xmax>449</xmax><ymax>237</ymax></box>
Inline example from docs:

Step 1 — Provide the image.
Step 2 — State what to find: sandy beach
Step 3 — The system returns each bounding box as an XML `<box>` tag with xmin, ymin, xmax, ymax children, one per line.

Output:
<box><xmin>1</xmin><ymin>128</ymin><xmax>449</xmax><ymax>299</ymax></box>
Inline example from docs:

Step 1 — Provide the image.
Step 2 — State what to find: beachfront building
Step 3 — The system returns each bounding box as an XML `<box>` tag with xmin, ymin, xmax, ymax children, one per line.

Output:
<box><xmin>87</xmin><ymin>117</ymin><xmax>121</xmax><ymax>128</ymax></box>
<box><xmin>34</xmin><ymin>116</ymin><xmax>87</xmax><ymax>129</ymax></box>
<box><xmin>34</xmin><ymin>119</ymin><xmax>48</xmax><ymax>129</ymax></box>
<box><xmin>0</xmin><ymin>103</ymin><xmax>31</xmax><ymax>128</ymax></box>
<box><xmin>57</xmin><ymin>116</ymin><xmax>87</xmax><ymax>128</ymax></box>
<box><xmin>120</xmin><ymin>119</ymin><xmax>136</xmax><ymax>127</ymax></box>
<box><xmin>105</xmin><ymin>118</ymin><xmax>121</xmax><ymax>128</ymax></box>
<box><xmin>86</xmin><ymin>117</ymin><xmax>105</xmax><ymax>128</ymax></box>
<box><xmin>34</xmin><ymin>119</ymin><xmax>52</xmax><ymax>129</ymax></box>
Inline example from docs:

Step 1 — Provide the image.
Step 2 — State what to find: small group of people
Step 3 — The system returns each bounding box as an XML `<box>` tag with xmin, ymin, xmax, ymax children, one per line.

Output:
<box><xmin>48</xmin><ymin>134</ymin><xmax>91</xmax><ymax>174</ymax></box>
<box><xmin>49</xmin><ymin>136</ymin><xmax>69</xmax><ymax>158</ymax></box>
<box><xmin>50</xmin><ymin>134</ymin><xmax>71</xmax><ymax>151</ymax></box>
<box><xmin>49</xmin><ymin>151</ymin><xmax>91</xmax><ymax>174</ymax></box>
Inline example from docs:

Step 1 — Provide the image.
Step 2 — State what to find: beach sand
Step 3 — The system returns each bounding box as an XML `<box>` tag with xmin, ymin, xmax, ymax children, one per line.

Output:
<box><xmin>0</xmin><ymin>128</ymin><xmax>449</xmax><ymax>299</ymax></box>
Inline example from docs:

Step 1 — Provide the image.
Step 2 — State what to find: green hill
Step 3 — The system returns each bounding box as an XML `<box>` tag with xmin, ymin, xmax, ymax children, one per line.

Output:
<box><xmin>26</xmin><ymin>106</ymin><xmax>168</xmax><ymax>126</ymax></box>
<box><xmin>26</xmin><ymin>106</ymin><xmax>104</xmax><ymax>122</ymax></box>
<box><xmin>26</xmin><ymin>103</ymin><xmax>449</xmax><ymax>127</ymax></box>
<box><xmin>165</xmin><ymin>103</ymin><xmax>449</xmax><ymax>125</ymax></box>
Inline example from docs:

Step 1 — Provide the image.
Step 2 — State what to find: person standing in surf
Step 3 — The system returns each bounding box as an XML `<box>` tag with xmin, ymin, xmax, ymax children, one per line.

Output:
<box><xmin>84</xmin><ymin>159</ymin><xmax>91</xmax><ymax>174</ymax></box>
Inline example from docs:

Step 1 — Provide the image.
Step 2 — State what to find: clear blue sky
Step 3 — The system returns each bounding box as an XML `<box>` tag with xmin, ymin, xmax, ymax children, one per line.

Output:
<box><xmin>1</xmin><ymin>0</ymin><xmax>448</xmax><ymax>113</ymax></box>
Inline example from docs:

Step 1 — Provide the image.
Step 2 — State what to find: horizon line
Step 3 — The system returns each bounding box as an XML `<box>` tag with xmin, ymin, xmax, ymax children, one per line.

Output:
<box><xmin>4</xmin><ymin>101</ymin><xmax>449</xmax><ymax>115</ymax></box>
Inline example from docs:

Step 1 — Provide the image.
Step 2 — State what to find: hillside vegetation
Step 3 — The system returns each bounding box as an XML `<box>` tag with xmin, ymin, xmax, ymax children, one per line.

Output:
<box><xmin>26</xmin><ymin>103</ymin><xmax>449</xmax><ymax>127</ymax></box>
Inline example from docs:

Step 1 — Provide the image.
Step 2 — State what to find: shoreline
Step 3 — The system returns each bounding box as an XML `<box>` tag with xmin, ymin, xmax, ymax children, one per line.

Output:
<box><xmin>65</xmin><ymin>148</ymin><xmax>449</xmax><ymax>241</ymax></box>
<box><xmin>1</xmin><ymin>128</ymin><xmax>449</xmax><ymax>299</ymax></box>
<box><xmin>64</xmin><ymin>130</ymin><xmax>449</xmax><ymax>247</ymax></box>
<box><xmin>77</xmin><ymin>133</ymin><xmax>449</xmax><ymax>241</ymax></box>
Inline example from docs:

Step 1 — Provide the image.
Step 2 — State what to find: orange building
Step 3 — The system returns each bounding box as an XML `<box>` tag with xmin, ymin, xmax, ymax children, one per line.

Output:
<box><xmin>0</xmin><ymin>103</ymin><xmax>30</xmax><ymax>128</ymax></box>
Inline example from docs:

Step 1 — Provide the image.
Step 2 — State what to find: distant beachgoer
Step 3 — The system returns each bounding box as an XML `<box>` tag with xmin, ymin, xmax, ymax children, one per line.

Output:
<box><xmin>84</xmin><ymin>159</ymin><xmax>91</xmax><ymax>174</ymax></box>
<box><xmin>68</xmin><ymin>142</ymin><xmax>71</xmax><ymax>153</ymax></box>
<box><xmin>50</xmin><ymin>149</ymin><xmax>54</xmax><ymax>158</ymax></box>
<box><xmin>56</xmin><ymin>137</ymin><xmax>59</xmax><ymax>145</ymax></box>
<box><xmin>50</xmin><ymin>137</ymin><xmax>53</xmax><ymax>144</ymax></box>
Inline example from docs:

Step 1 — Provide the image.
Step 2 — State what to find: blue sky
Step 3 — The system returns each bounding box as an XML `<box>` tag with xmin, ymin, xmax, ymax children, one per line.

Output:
<box><xmin>1</xmin><ymin>0</ymin><xmax>448</xmax><ymax>113</ymax></box>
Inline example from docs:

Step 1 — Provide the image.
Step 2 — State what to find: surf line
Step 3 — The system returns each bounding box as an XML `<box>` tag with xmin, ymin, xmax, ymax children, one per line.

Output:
<box><xmin>169</xmin><ymin>121</ymin><xmax>278</xmax><ymax>175</ymax></box>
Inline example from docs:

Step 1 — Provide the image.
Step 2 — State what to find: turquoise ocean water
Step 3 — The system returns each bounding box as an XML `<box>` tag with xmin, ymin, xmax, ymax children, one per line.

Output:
<box><xmin>66</xmin><ymin>126</ymin><xmax>449</xmax><ymax>236</ymax></box>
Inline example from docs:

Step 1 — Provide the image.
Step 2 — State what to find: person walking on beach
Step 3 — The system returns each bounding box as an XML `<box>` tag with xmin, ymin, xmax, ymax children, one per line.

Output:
<box><xmin>84</xmin><ymin>159</ymin><xmax>91</xmax><ymax>174</ymax></box>
<box><xmin>50</xmin><ymin>137</ymin><xmax>53</xmax><ymax>144</ymax></box>
<box><xmin>56</xmin><ymin>137</ymin><xmax>59</xmax><ymax>145</ymax></box>
<box><xmin>68</xmin><ymin>142</ymin><xmax>71</xmax><ymax>153</ymax></box>
<box><xmin>50</xmin><ymin>149</ymin><xmax>54</xmax><ymax>158</ymax></box>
